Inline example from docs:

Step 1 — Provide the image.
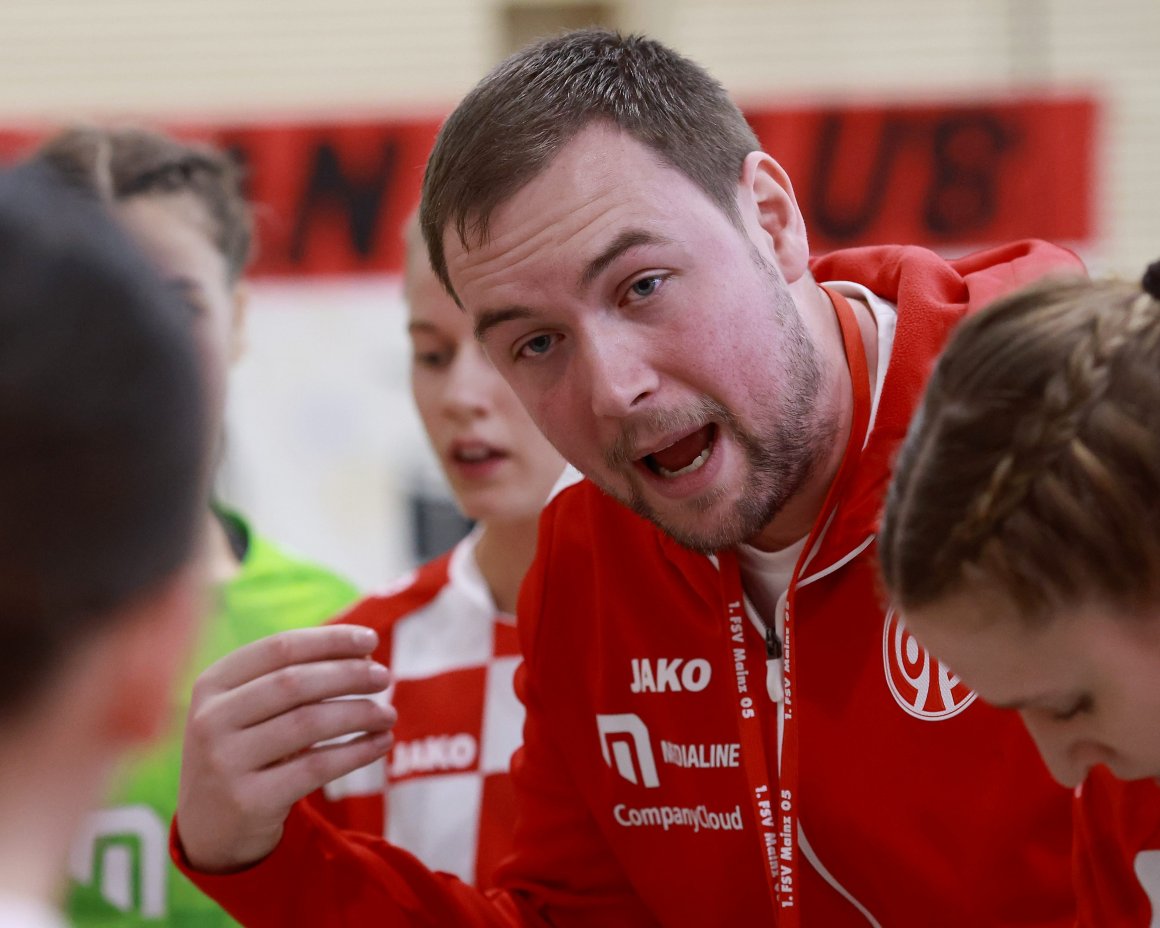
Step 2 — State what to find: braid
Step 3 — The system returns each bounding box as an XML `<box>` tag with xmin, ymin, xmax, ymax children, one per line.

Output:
<box><xmin>947</xmin><ymin>293</ymin><xmax>1159</xmax><ymax>565</ymax></box>
<box><xmin>880</xmin><ymin>267</ymin><xmax>1160</xmax><ymax>617</ymax></box>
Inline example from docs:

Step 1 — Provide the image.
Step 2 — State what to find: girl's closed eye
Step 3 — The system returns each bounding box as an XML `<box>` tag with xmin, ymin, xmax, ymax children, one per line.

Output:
<box><xmin>1050</xmin><ymin>694</ymin><xmax>1094</xmax><ymax>723</ymax></box>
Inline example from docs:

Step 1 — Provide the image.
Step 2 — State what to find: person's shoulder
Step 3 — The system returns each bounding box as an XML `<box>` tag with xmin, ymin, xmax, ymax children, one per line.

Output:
<box><xmin>217</xmin><ymin>513</ymin><xmax>359</xmax><ymax>631</ymax></box>
<box><xmin>541</xmin><ymin>465</ymin><xmax>653</xmax><ymax>534</ymax></box>
<box><xmin>243</xmin><ymin>531</ymin><xmax>359</xmax><ymax>601</ymax></box>
<box><xmin>541</xmin><ymin>463</ymin><xmax>589</xmax><ymax>511</ymax></box>
<box><xmin>530</xmin><ymin>465</ymin><xmax>711</xmax><ymax>607</ymax></box>
<box><xmin>335</xmin><ymin>550</ymin><xmax>455</xmax><ymax>635</ymax></box>
<box><xmin>812</xmin><ymin>240</ymin><xmax>1084</xmax><ymax>315</ymax></box>
<box><xmin>949</xmin><ymin>239</ymin><xmax>1086</xmax><ymax>311</ymax></box>
<box><xmin>535</xmin><ymin>467</ymin><xmax>686</xmax><ymax>593</ymax></box>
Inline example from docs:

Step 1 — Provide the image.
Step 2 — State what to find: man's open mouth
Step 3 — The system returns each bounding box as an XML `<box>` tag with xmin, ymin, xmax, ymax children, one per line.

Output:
<box><xmin>642</xmin><ymin>424</ymin><xmax>717</xmax><ymax>479</ymax></box>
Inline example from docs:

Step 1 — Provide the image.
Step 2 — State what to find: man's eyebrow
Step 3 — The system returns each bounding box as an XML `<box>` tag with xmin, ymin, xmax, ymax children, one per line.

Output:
<box><xmin>473</xmin><ymin>305</ymin><xmax>536</xmax><ymax>343</ymax></box>
<box><xmin>580</xmin><ymin>229</ymin><xmax>671</xmax><ymax>289</ymax></box>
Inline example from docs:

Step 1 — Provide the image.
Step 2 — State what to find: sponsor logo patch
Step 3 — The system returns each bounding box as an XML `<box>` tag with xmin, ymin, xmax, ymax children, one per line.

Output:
<box><xmin>70</xmin><ymin>806</ymin><xmax>167</xmax><ymax>917</ymax></box>
<box><xmin>596</xmin><ymin>713</ymin><xmax>660</xmax><ymax>788</ymax></box>
<box><xmin>613</xmin><ymin>802</ymin><xmax>744</xmax><ymax>833</ymax></box>
<box><xmin>391</xmin><ymin>733</ymin><xmax>478</xmax><ymax>778</ymax></box>
<box><xmin>660</xmin><ymin>740</ymin><xmax>740</xmax><ymax>769</ymax></box>
<box><xmin>630</xmin><ymin>657</ymin><xmax>712</xmax><ymax>693</ymax></box>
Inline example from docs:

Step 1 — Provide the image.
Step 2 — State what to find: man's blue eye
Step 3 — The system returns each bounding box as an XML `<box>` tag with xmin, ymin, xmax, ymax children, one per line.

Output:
<box><xmin>525</xmin><ymin>335</ymin><xmax>553</xmax><ymax>355</ymax></box>
<box><xmin>631</xmin><ymin>276</ymin><xmax>661</xmax><ymax>298</ymax></box>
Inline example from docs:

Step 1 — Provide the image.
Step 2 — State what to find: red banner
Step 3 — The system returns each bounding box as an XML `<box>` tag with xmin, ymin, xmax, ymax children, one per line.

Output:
<box><xmin>0</xmin><ymin>95</ymin><xmax>1096</xmax><ymax>278</ymax></box>
<box><xmin>749</xmin><ymin>97</ymin><xmax>1096</xmax><ymax>254</ymax></box>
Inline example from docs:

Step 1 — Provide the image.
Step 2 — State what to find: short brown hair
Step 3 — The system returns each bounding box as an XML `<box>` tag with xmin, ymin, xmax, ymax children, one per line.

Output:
<box><xmin>34</xmin><ymin>126</ymin><xmax>252</xmax><ymax>282</ymax></box>
<box><xmin>879</xmin><ymin>271</ymin><xmax>1160</xmax><ymax>620</ymax></box>
<box><xmin>420</xmin><ymin>29</ymin><xmax>760</xmax><ymax>302</ymax></box>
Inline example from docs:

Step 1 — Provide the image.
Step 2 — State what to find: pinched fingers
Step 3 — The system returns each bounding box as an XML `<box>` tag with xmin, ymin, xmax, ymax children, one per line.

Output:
<box><xmin>235</xmin><ymin>693</ymin><xmax>397</xmax><ymax>772</ymax></box>
<box><xmin>246</xmin><ymin>729</ymin><xmax>396</xmax><ymax>810</ymax></box>
<box><xmin>176</xmin><ymin>722</ymin><xmax>394</xmax><ymax>873</ymax></box>
<box><xmin>177</xmin><ymin>645</ymin><xmax>397</xmax><ymax>873</ymax></box>
<box><xmin>194</xmin><ymin>624</ymin><xmax>380</xmax><ymax>696</ymax></box>
<box><xmin>208</xmin><ymin>656</ymin><xmax>392</xmax><ymax>731</ymax></box>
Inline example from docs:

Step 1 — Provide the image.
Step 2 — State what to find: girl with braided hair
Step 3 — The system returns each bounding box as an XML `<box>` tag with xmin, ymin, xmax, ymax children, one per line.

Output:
<box><xmin>879</xmin><ymin>261</ymin><xmax>1160</xmax><ymax>927</ymax></box>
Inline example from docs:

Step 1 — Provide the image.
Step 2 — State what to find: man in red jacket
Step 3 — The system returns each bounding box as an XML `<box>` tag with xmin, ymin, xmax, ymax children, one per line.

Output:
<box><xmin>173</xmin><ymin>29</ymin><xmax>1081</xmax><ymax>926</ymax></box>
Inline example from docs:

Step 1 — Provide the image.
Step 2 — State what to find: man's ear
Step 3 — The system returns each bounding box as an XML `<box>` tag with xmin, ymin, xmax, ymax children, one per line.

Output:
<box><xmin>737</xmin><ymin>152</ymin><xmax>810</xmax><ymax>284</ymax></box>
<box><xmin>99</xmin><ymin>560</ymin><xmax>207</xmax><ymax>746</ymax></box>
<box><xmin>228</xmin><ymin>282</ymin><xmax>249</xmax><ymax>365</ymax></box>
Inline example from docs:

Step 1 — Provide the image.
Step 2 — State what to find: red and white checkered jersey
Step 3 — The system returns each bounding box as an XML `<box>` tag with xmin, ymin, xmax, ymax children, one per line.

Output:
<box><xmin>309</xmin><ymin>530</ymin><xmax>522</xmax><ymax>889</ymax></box>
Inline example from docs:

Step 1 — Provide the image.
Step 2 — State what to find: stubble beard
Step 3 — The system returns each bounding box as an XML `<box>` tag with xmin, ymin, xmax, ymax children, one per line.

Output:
<box><xmin>597</xmin><ymin>265</ymin><xmax>833</xmax><ymax>554</ymax></box>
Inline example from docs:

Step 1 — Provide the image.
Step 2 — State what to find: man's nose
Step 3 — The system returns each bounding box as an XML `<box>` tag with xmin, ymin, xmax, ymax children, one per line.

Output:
<box><xmin>583</xmin><ymin>336</ymin><xmax>659</xmax><ymax>420</ymax></box>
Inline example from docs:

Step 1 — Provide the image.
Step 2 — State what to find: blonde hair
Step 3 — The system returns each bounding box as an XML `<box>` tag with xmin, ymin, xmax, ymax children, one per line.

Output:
<box><xmin>879</xmin><ymin>265</ymin><xmax>1160</xmax><ymax>619</ymax></box>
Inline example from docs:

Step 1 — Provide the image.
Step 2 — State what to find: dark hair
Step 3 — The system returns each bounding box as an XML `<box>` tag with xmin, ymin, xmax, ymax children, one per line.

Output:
<box><xmin>0</xmin><ymin>165</ymin><xmax>207</xmax><ymax>718</ymax></box>
<box><xmin>879</xmin><ymin>270</ymin><xmax>1160</xmax><ymax>620</ymax></box>
<box><xmin>34</xmin><ymin>126</ymin><xmax>253</xmax><ymax>282</ymax></box>
<box><xmin>420</xmin><ymin>28</ymin><xmax>760</xmax><ymax>302</ymax></box>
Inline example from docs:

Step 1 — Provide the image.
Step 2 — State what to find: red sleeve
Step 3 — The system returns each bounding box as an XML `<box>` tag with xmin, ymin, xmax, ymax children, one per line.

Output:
<box><xmin>303</xmin><ymin>779</ymin><xmax>385</xmax><ymax>836</ymax></box>
<box><xmin>172</xmin><ymin>802</ymin><xmax>535</xmax><ymax>926</ymax></box>
<box><xmin>171</xmin><ymin>494</ymin><xmax>659</xmax><ymax>926</ymax></box>
<box><xmin>1074</xmin><ymin>767</ymin><xmax>1160</xmax><ymax>927</ymax></box>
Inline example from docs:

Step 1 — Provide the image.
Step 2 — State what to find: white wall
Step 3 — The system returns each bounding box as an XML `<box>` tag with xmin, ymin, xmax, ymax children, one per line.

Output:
<box><xmin>218</xmin><ymin>276</ymin><xmax>437</xmax><ymax>589</ymax></box>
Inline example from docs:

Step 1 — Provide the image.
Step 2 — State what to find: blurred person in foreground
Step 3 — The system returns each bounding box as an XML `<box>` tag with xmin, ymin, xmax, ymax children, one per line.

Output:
<box><xmin>879</xmin><ymin>262</ymin><xmax>1160</xmax><ymax>928</ymax></box>
<box><xmin>0</xmin><ymin>166</ymin><xmax>207</xmax><ymax>927</ymax></box>
<box><xmin>307</xmin><ymin>216</ymin><xmax>564</xmax><ymax>887</ymax></box>
<box><xmin>32</xmin><ymin>126</ymin><xmax>360</xmax><ymax>927</ymax></box>
<box><xmin>173</xmin><ymin>30</ymin><xmax>1083</xmax><ymax>926</ymax></box>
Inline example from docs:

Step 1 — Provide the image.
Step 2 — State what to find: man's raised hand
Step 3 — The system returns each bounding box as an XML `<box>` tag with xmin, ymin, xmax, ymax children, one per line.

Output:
<box><xmin>176</xmin><ymin>625</ymin><xmax>395</xmax><ymax>872</ymax></box>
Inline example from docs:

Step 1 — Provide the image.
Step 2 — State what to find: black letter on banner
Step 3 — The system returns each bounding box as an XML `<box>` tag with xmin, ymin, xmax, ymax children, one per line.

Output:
<box><xmin>223</xmin><ymin>143</ymin><xmax>252</xmax><ymax>198</ymax></box>
<box><xmin>290</xmin><ymin>140</ymin><xmax>398</xmax><ymax>264</ymax></box>
<box><xmin>923</xmin><ymin>113</ymin><xmax>1017</xmax><ymax>237</ymax></box>
<box><xmin>810</xmin><ymin>112</ymin><xmax>907</xmax><ymax>242</ymax></box>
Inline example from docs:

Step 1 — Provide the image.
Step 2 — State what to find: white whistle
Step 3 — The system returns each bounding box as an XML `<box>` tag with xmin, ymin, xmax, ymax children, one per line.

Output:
<box><xmin>766</xmin><ymin>656</ymin><xmax>784</xmax><ymax>703</ymax></box>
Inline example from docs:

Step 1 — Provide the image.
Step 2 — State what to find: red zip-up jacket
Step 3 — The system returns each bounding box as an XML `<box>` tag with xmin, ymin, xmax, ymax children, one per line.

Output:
<box><xmin>175</xmin><ymin>242</ymin><xmax>1082</xmax><ymax>927</ymax></box>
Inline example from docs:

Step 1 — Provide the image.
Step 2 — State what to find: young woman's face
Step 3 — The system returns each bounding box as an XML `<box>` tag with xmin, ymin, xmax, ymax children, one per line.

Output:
<box><xmin>407</xmin><ymin>252</ymin><xmax>564</xmax><ymax>525</ymax></box>
<box><xmin>905</xmin><ymin>591</ymin><xmax>1160</xmax><ymax>788</ymax></box>
<box><xmin>115</xmin><ymin>192</ymin><xmax>243</xmax><ymax>437</ymax></box>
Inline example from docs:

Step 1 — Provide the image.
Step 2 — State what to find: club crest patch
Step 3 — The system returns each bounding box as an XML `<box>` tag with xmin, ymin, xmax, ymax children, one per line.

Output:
<box><xmin>883</xmin><ymin>609</ymin><xmax>977</xmax><ymax>720</ymax></box>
